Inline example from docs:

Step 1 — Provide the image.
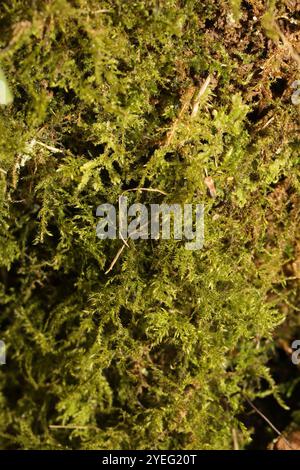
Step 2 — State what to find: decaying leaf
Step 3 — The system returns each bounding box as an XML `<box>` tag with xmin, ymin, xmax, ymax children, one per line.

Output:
<box><xmin>270</xmin><ymin>431</ymin><xmax>300</xmax><ymax>450</ymax></box>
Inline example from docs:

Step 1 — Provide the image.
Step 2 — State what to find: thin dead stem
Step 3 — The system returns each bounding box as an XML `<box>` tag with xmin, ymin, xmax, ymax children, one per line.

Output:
<box><xmin>244</xmin><ymin>396</ymin><xmax>293</xmax><ymax>449</ymax></box>
<box><xmin>232</xmin><ymin>428</ymin><xmax>239</xmax><ymax>450</ymax></box>
<box><xmin>191</xmin><ymin>75</ymin><xmax>211</xmax><ymax>118</ymax></box>
<box><xmin>122</xmin><ymin>187</ymin><xmax>168</xmax><ymax>196</ymax></box>
<box><xmin>49</xmin><ymin>424</ymin><xmax>97</xmax><ymax>430</ymax></box>
<box><xmin>275</xmin><ymin>21</ymin><xmax>300</xmax><ymax>68</ymax></box>
<box><xmin>164</xmin><ymin>86</ymin><xmax>195</xmax><ymax>146</ymax></box>
<box><xmin>105</xmin><ymin>244</ymin><xmax>126</xmax><ymax>274</ymax></box>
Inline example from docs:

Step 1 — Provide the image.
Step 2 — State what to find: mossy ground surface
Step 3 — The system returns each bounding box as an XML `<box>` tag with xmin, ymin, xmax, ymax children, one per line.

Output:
<box><xmin>0</xmin><ymin>0</ymin><xmax>299</xmax><ymax>449</ymax></box>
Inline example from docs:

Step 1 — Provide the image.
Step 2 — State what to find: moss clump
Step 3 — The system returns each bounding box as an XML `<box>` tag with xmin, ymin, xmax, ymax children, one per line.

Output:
<box><xmin>0</xmin><ymin>0</ymin><xmax>299</xmax><ymax>449</ymax></box>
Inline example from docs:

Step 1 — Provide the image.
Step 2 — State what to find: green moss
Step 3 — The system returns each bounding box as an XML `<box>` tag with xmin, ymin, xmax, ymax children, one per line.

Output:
<box><xmin>0</xmin><ymin>0</ymin><xmax>299</xmax><ymax>449</ymax></box>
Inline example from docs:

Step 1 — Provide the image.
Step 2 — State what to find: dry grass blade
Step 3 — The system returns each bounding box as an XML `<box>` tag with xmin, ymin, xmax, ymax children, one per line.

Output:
<box><xmin>105</xmin><ymin>244</ymin><xmax>126</xmax><ymax>275</ymax></box>
<box><xmin>191</xmin><ymin>75</ymin><xmax>211</xmax><ymax>118</ymax></box>
<box><xmin>122</xmin><ymin>187</ymin><xmax>168</xmax><ymax>196</ymax></box>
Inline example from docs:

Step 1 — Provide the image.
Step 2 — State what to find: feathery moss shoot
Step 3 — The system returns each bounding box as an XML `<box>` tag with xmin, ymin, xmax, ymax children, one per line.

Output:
<box><xmin>0</xmin><ymin>0</ymin><xmax>299</xmax><ymax>450</ymax></box>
